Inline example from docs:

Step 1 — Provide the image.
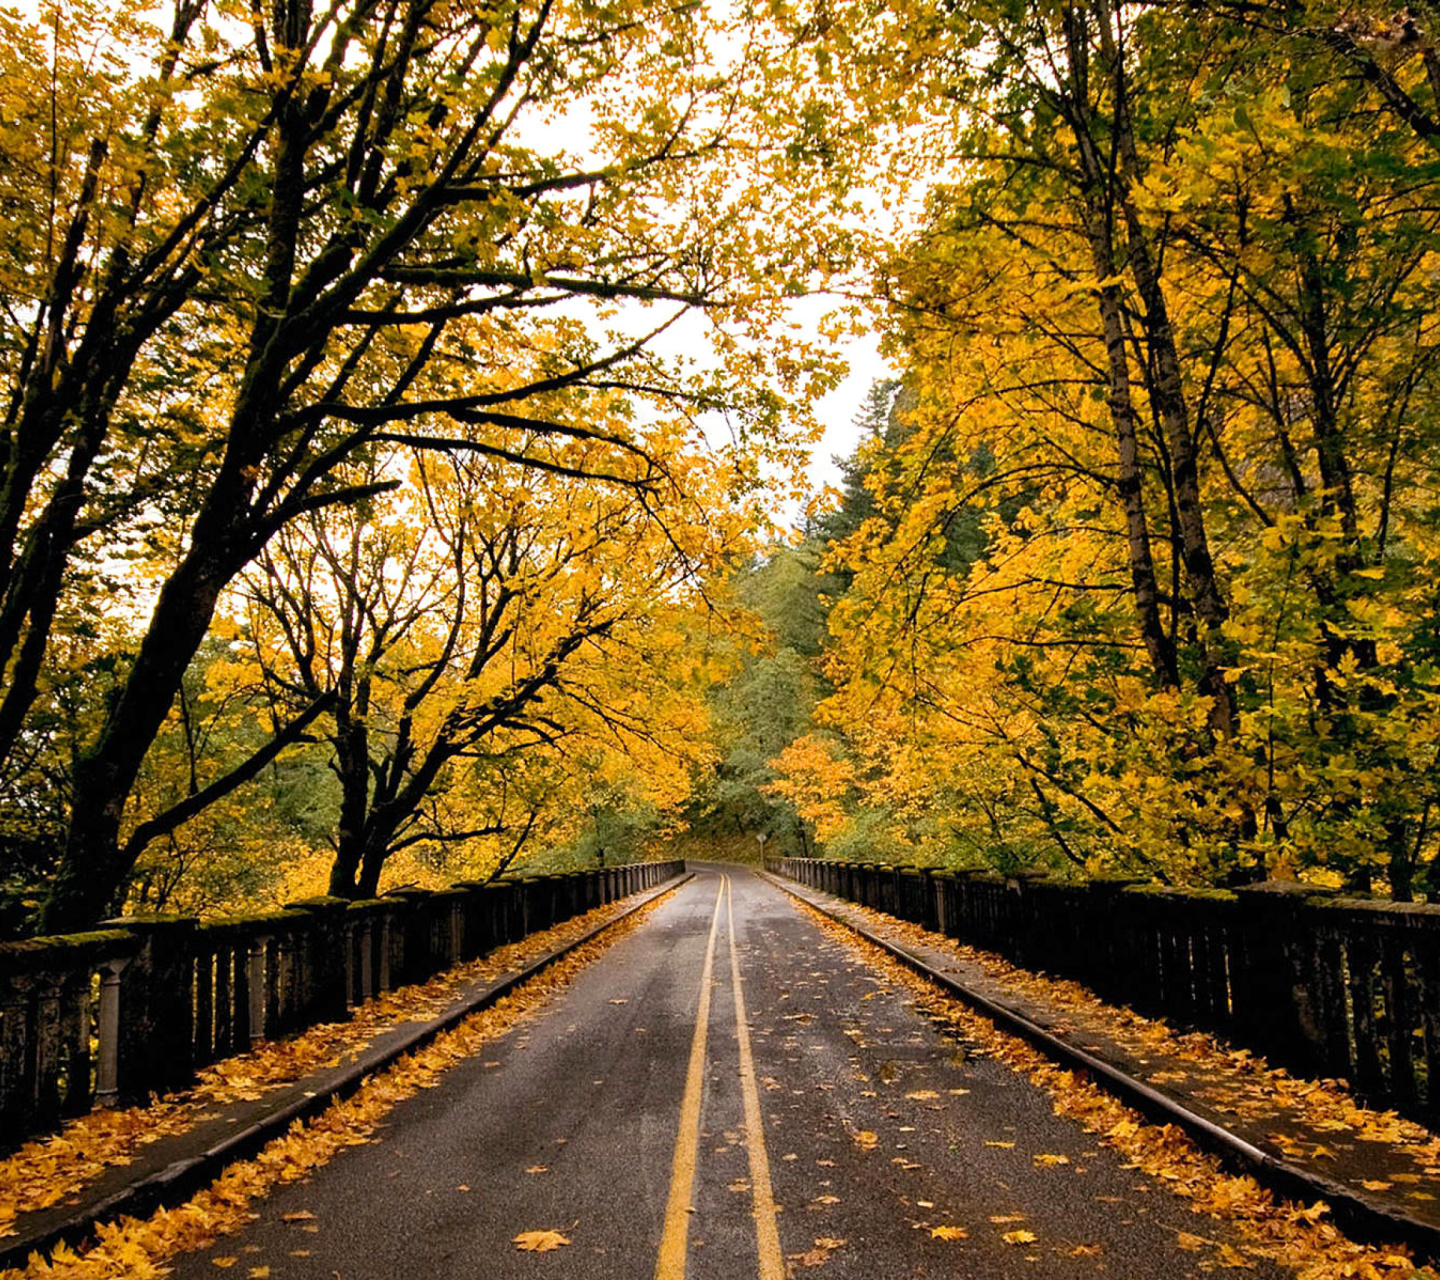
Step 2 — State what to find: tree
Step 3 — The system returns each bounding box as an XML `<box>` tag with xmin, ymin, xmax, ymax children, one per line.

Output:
<box><xmin>775</xmin><ymin>0</ymin><xmax>1440</xmax><ymax>892</ymax></box>
<box><xmin>238</xmin><ymin>427</ymin><xmax>737</xmax><ymax>898</ymax></box>
<box><xmin>0</xmin><ymin>0</ymin><xmax>846</xmax><ymax>930</ymax></box>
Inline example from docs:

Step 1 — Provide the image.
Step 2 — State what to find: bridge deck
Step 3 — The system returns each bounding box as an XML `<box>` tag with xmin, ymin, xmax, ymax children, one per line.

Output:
<box><xmin>156</xmin><ymin>864</ymin><xmax>1284</xmax><ymax>1280</ymax></box>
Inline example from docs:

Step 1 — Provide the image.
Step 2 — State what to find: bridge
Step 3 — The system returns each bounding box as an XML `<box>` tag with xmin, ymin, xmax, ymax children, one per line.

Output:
<box><xmin>2</xmin><ymin>863</ymin><xmax>1439</xmax><ymax>1279</ymax></box>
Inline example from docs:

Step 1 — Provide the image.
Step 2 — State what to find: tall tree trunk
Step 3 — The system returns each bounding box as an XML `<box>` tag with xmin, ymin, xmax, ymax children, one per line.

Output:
<box><xmin>40</xmin><ymin>502</ymin><xmax>246</xmax><ymax>929</ymax></box>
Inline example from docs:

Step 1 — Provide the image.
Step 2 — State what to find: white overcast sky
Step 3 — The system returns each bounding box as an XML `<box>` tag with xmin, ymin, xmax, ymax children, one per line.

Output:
<box><xmin>807</xmin><ymin>330</ymin><xmax>893</xmax><ymax>493</ymax></box>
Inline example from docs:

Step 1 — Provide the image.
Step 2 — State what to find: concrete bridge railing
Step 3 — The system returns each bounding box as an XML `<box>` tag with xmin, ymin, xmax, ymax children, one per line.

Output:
<box><xmin>0</xmin><ymin>860</ymin><xmax>682</xmax><ymax>1145</ymax></box>
<box><xmin>768</xmin><ymin>856</ymin><xmax>1440</xmax><ymax>1129</ymax></box>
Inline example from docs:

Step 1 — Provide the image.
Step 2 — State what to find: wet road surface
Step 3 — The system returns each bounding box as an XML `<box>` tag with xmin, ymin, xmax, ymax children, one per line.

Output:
<box><xmin>167</xmin><ymin>864</ymin><xmax>1286</xmax><ymax>1279</ymax></box>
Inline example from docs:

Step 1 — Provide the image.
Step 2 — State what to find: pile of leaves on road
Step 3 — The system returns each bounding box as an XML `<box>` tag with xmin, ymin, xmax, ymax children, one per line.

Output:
<box><xmin>797</xmin><ymin>898</ymin><xmax>1438</xmax><ymax>1280</ymax></box>
<box><xmin>0</xmin><ymin>891</ymin><xmax>658</xmax><ymax>1248</ymax></box>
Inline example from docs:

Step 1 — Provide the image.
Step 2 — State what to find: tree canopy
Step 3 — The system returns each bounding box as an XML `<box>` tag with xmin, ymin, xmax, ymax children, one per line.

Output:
<box><xmin>7</xmin><ymin>0</ymin><xmax>1440</xmax><ymax>933</ymax></box>
<box><xmin>769</xmin><ymin>0</ymin><xmax>1440</xmax><ymax>899</ymax></box>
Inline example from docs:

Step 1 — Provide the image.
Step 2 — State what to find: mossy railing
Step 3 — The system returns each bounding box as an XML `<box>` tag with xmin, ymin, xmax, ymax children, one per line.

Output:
<box><xmin>767</xmin><ymin>856</ymin><xmax>1440</xmax><ymax>1128</ymax></box>
<box><xmin>0</xmin><ymin>859</ymin><xmax>683</xmax><ymax>1144</ymax></box>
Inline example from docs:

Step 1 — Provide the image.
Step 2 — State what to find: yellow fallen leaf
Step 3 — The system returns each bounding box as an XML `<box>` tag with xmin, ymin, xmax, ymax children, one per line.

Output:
<box><xmin>525</xmin><ymin>1165</ymin><xmax>549</xmax><ymax>1174</ymax></box>
<box><xmin>815</xmin><ymin>1237</ymin><xmax>846</xmax><ymax>1248</ymax></box>
<box><xmin>1002</xmin><ymin>1229</ymin><xmax>1037</xmax><ymax>1245</ymax></box>
<box><xmin>1215</xmin><ymin>1243</ymin><xmax>1254</xmax><ymax>1269</ymax></box>
<box><xmin>248</xmin><ymin>1268</ymin><xmax>270</xmax><ymax>1279</ymax></box>
<box><xmin>1361</xmin><ymin>1180</ymin><xmax>1392</xmax><ymax>1191</ymax></box>
<box><xmin>854</xmin><ymin>1131</ymin><xmax>878</xmax><ymax>1149</ymax></box>
<box><xmin>1032</xmin><ymin>1153</ymin><xmax>1070</xmax><ymax>1166</ymax></box>
<box><xmin>984</xmin><ymin>1141</ymin><xmax>1014</xmax><ymax>1149</ymax></box>
<box><xmin>280</xmin><ymin>1211</ymin><xmax>315</xmax><ymax>1222</ymax></box>
<box><xmin>1177</xmin><ymin>1232</ymin><xmax>1206</xmax><ymax>1251</ymax></box>
<box><xmin>905</xmin><ymin>1090</ymin><xmax>939</xmax><ymax>1100</ymax></box>
<box><xmin>989</xmin><ymin>1215</ymin><xmax>1025</xmax><ymax>1224</ymax></box>
<box><xmin>513</xmin><ymin>1230</ymin><xmax>570</xmax><ymax>1252</ymax></box>
<box><xmin>930</xmin><ymin>1225</ymin><xmax>968</xmax><ymax>1240</ymax></box>
<box><xmin>211</xmin><ymin>1261</ymin><xmax>239</xmax><ymax>1270</ymax></box>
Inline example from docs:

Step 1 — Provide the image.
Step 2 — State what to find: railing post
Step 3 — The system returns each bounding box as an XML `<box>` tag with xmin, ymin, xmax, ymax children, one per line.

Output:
<box><xmin>1232</xmin><ymin>882</ymin><xmax>1334</xmax><ymax>1074</ymax></box>
<box><xmin>247</xmin><ymin>934</ymin><xmax>271</xmax><ymax>1043</ymax></box>
<box><xmin>107</xmin><ymin>915</ymin><xmax>198</xmax><ymax>1096</ymax></box>
<box><xmin>285</xmin><ymin>897</ymin><xmax>351</xmax><ymax>1025</ymax></box>
<box><xmin>383</xmin><ymin>887</ymin><xmax>437</xmax><ymax>982</ymax></box>
<box><xmin>352</xmin><ymin>905</ymin><xmax>375</xmax><ymax>1004</ymax></box>
<box><xmin>94</xmin><ymin>956</ymin><xmax>129</xmax><ymax>1106</ymax></box>
<box><xmin>433</xmin><ymin>888</ymin><xmax>467</xmax><ymax>967</ymax></box>
<box><xmin>377</xmin><ymin>908</ymin><xmax>394</xmax><ymax>991</ymax></box>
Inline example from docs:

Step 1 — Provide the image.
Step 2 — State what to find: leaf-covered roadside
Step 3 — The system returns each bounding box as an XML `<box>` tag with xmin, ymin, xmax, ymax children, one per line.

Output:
<box><xmin>2</xmin><ymin>890</ymin><xmax>674</xmax><ymax>1279</ymax></box>
<box><xmin>0</xmin><ymin>889</ymin><xmax>667</xmax><ymax>1245</ymax></box>
<box><xmin>820</xmin><ymin>895</ymin><xmax>1440</xmax><ymax>1197</ymax></box>
<box><xmin>794</xmin><ymin>897</ymin><xmax>1438</xmax><ymax>1280</ymax></box>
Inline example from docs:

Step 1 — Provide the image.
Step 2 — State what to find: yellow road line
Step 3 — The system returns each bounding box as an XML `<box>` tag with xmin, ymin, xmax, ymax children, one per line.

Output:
<box><xmin>727</xmin><ymin>877</ymin><xmax>785</xmax><ymax>1280</ymax></box>
<box><xmin>654</xmin><ymin>876</ymin><xmax>726</xmax><ymax>1280</ymax></box>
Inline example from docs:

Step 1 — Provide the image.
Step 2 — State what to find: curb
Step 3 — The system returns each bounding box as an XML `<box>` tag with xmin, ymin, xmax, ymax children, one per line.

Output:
<box><xmin>3</xmin><ymin>872</ymin><xmax>693</xmax><ymax>1272</ymax></box>
<box><xmin>764</xmin><ymin>872</ymin><xmax>1440</xmax><ymax>1266</ymax></box>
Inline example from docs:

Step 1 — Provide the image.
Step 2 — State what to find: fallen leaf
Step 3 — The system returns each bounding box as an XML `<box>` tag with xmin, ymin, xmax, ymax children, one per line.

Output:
<box><xmin>815</xmin><ymin>1237</ymin><xmax>846</xmax><ymax>1248</ymax></box>
<box><xmin>983</xmin><ymin>1141</ymin><xmax>1015</xmax><ymax>1149</ymax></box>
<box><xmin>513</xmin><ymin>1230</ymin><xmax>570</xmax><ymax>1253</ymax></box>
<box><xmin>853</xmin><ymin>1131</ymin><xmax>878</xmax><ymax>1150</ymax></box>
<box><xmin>1177</xmin><ymin>1232</ymin><xmax>1206</xmax><ymax>1251</ymax></box>
<box><xmin>1032</xmin><ymin>1153</ymin><xmax>1070</xmax><ymax>1166</ymax></box>
<box><xmin>1001</xmin><ymin>1229</ymin><xmax>1037</xmax><ymax>1245</ymax></box>
<box><xmin>525</xmin><ymin>1165</ymin><xmax>549</xmax><ymax>1174</ymax></box>
<box><xmin>280</xmin><ymin>1211</ymin><xmax>315</xmax><ymax>1223</ymax></box>
<box><xmin>1215</xmin><ymin>1243</ymin><xmax>1255</xmax><ymax>1269</ymax></box>
<box><xmin>930</xmin><ymin>1225</ymin><xmax>968</xmax><ymax>1240</ymax></box>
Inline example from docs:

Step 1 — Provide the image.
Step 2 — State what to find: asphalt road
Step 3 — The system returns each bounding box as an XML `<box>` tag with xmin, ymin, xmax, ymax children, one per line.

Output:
<box><xmin>167</xmin><ymin>864</ymin><xmax>1286</xmax><ymax>1279</ymax></box>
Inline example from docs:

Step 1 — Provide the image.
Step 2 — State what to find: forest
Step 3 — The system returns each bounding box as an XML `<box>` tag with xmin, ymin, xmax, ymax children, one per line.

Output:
<box><xmin>3</xmin><ymin>0</ymin><xmax>1439</xmax><ymax>939</ymax></box>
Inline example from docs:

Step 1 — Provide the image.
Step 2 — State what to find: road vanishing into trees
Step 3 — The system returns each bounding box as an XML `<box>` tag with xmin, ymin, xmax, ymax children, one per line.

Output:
<box><xmin>165</xmin><ymin>866</ymin><xmax>1284</xmax><ymax>1279</ymax></box>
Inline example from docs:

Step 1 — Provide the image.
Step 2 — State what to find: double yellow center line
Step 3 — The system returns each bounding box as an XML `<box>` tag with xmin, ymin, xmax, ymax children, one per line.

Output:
<box><xmin>654</xmin><ymin>876</ymin><xmax>783</xmax><ymax>1280</ymax></box>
